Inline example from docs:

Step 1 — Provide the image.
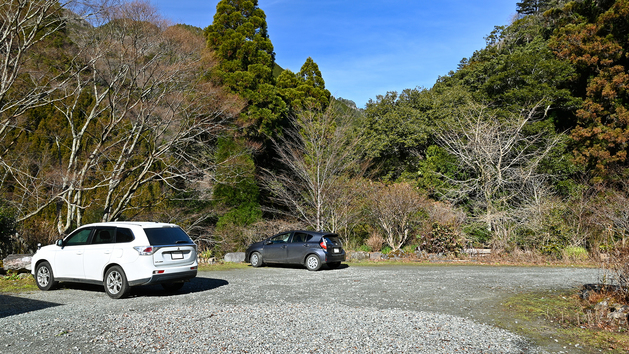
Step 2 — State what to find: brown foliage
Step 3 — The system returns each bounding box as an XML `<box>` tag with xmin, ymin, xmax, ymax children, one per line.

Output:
<box><xmin>601</xmin><ymin>246</ymin><xmax>629</xmax><ymax>302</ymax></box>
<box><xmin>365</xmin><ymin>232</ymin><xmax>384</xmax><ymax>252</ymax></box>
<box><xmin>367</xmin><ymin>182</ymin><xmax>429</xmax><ymax>251</ymax></box>
<box><xmin>550</xmin><ymin>1</ymin><xmax>629</xmax><ymax>175</ymax></box>
<box><xmin>213</xmin><ymin>219</ymin><xmax>305</xmax><ymax>255</ymax></box>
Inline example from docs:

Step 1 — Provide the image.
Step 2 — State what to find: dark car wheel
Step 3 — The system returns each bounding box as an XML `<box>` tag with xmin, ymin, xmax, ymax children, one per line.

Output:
<box><xmin>35</xmin><ymin>261</ymin><xmax>57</xmax><ymax>291</ymax></box>
<box><xmin>305</xmin><ymin>254</ymin><xmax>322</xmax><ymax>271</ymax></box>
<box><xmin>250</xmin><ymin>252</ymin><xmax>264</xmax><ymax>267</ymax></box>
<box><xmin>327</xmin><ymin>262</ymin><xmax>341</xmax><ymax>269</ymax></box>
<box><xmin>104</xmin><ymin>266</ymin><xmax>130</xmax><ymax>299</ymax></box>
<box><xmin>162</xmin><ymin>282</ymin><xmax>185</xmax><ymax>292</ymax></box>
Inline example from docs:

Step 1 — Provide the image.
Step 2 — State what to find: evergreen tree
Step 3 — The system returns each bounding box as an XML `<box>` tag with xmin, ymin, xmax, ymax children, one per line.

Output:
<box><xmin>516</xmin><ymin>0</ymin><xmax>552</xmax><ymax>15</ymax></box>
<box><xmin>205</xmin><ymin>0</ymin><xmax>286</xmax><ymax>137</ymax></box>
<box><xmin>277</xmin><ymin>57</ymin><xmax>331</xmax><ymax>112</ymax></box>
<box><xmin>0</xmin><ymin>202</ymin><xmax>16</xmax><ymax>258</ymax></box>
<box><xmin>298</xmin><ymin>57</ymin><xmax>331</xmax><ymax>110</ymax></box>
<box><xmin>442</xmin><ymin>16</ymin><xmax>577</xmax><ymax>115</ymax></box>
<box><xmin>550</xmin><ymin>0</ymin><xmax>629</xmax><ymax>177</ymax></box>
<box><xmin>213</xmin><ymin>137</ymin><xmax>262</xmax><ymax>229</ymax></box>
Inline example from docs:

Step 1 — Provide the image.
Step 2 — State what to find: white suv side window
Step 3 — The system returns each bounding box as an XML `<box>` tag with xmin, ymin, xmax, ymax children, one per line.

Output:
<box><xmin>116</xmin><ymin>228</ymin><xmax>135</xmax><ymax>243</ymax></box>
<box><xmin>65</xmin><ymin>229</ymin><xmax>92</xmax><ymax>246</ymax></box>
<box><xmin>92</xmin><ymin>229</ymin><xmax>114</xmax><ymax>244</ymax></box>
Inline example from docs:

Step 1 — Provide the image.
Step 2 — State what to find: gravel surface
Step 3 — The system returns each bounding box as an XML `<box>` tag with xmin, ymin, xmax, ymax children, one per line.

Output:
<box><xmin>0</xmin><ymin>264</ymin><xmax>600</xmax><ymax>353</ymax></box>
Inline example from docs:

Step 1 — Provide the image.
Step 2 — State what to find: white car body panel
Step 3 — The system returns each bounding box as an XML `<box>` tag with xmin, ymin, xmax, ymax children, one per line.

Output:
<box><xmin>83</xmin><ymin>243</ymin><xmax>114</xmax><ymax>281</ymax></box>
<box><xmin>54</xmin><ymin>246</ymin><xmax>85</xmax><ymax>278</ymax></box>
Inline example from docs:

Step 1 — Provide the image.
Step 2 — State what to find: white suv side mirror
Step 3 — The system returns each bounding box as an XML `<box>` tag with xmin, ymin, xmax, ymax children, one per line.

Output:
<box><xmin>56</xmin><ymin>239</ymin><xmax>63</xmax><ymax>247</ymax></box>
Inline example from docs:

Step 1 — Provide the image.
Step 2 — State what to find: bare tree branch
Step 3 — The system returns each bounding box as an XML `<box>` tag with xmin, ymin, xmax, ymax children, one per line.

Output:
<box><xmin>262</xmin><ymin>106</ymin><xmax>366</xmax><ymax>232</ymax></box>
<box><xmin>367</xmin><ymin>182</ymin><xmax>427</xmax><ymax>251</ymax></box>
<box><xmin>436</xmin><ymin>101</ymin><xmax>562</xmax><ymax>236</ymax></box>
<box><xmin>3</xmin><ymin>0</ymin><xmax>243</xmax><ymax>234</ymax></box>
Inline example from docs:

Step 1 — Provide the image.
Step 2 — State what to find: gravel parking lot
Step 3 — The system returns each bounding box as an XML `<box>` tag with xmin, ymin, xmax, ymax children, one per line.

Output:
<box><xmin>0</xmin><ymin>264</ymin><xmax>600</xmax><ymax>353</ymax></box>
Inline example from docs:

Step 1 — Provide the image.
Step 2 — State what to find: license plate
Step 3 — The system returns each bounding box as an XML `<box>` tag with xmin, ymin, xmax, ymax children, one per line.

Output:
<box><xmin>171</xmin><ymin>252</ymin><xmax>184</xmax><ymax>260</ymax></box>
<box><xmin>333</xmin><ymin>248</ymin><xmax>340</xmax><ymax>253</ymax></box>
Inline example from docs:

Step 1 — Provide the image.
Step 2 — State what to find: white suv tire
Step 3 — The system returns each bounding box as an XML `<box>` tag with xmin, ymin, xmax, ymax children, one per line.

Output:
<box><xmin>104</xmin><ymin>266</ymin><xmax>130</xmax><ymax>299</ymax></box>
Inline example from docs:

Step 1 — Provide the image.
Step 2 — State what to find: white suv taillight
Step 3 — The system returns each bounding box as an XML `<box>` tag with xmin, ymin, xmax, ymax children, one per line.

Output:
<box><xmin>133</xmin><ymin>246</ymin><xmax>156</xmax><ymax>255</ymax></box>
<box><xmin>319</xmin><ymin>240</ymin><xmax>327</xmax><ymax>250</ymax></box>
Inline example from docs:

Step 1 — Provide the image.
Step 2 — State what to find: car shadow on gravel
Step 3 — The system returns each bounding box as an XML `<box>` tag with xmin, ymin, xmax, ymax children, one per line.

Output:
<box><xmin>53</xmin><ymin>276</ymin><xmax>229</xmax><ymax>298</ymax></box>
<box><xmin>131</xmin><ymin>277</ymin><xmax>229</xmax><ymax>298</ymax></box>
<box><xmin>252</xmin><ymin>263</ymin><xmax>350</xmax><ymax>271</ymax></box>
<box><xmin>0</xmin><ymin>294</ymin><xmax>62</xmax><ymax>318</ymax></box>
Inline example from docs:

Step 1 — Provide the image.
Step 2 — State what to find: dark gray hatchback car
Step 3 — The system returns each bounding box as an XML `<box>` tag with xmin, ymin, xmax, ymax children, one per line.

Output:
<box><xmin>244</xmin><ymin>230</ymin><xmax>345</xmax><ymax>271</ymax></box>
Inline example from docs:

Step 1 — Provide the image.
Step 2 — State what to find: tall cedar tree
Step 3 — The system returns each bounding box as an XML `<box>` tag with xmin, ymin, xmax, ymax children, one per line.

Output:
<box><xmin>276</xmin><ymin>57</ymin><xmax>332</xmax><ymax>113</ymax></box>
<box><xmin>550</xmin><ymin>0</ymin><xmax>629</xmax><ymax>177</ymax></box>
<box><xmin>204</xmin><ymin>0</ymin><xmax>286</xmax><ymax>137</ymax></box>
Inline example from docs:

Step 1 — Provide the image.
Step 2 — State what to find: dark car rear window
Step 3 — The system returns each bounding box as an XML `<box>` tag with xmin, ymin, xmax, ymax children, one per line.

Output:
<box><xmin>323</xmin><ymin>235</ymin><xmax>342</xmax><ymax>246</ymax></box>
<box><xmin>143</xmin><ymin>227</ymin><xmax>193</xmax><ymax>246</ymax></box>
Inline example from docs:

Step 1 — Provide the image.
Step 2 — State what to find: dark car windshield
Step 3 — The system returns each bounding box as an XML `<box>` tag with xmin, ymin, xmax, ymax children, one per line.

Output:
<box><xmin>144</xmin><ymin>227</ymin><xmax>193</xmax><ymax>246</ymax></box>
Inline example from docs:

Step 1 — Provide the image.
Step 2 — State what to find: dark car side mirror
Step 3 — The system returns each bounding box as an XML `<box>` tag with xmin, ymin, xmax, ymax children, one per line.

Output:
<box><xmin>265</xmin><ymin>240</ymin><xmax>272</xmax><ymax>245</ymax></box>
<box><xmin>56</xmin><ymin>239</ymin><xmax>63</xmax><ymax>247</ymax></box>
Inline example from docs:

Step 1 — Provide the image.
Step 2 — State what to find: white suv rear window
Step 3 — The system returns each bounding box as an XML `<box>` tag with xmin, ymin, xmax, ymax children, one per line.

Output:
<box><xmin>143</xmin><ymin>227</ymin><xmax>193</xmax><ymax>246</ymax></box>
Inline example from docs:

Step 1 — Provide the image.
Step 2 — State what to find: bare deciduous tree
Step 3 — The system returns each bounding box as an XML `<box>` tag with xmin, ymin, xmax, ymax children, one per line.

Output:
<box><xmin>0</xmin><ymin>0</ymin><xmax>69</xmax><ymax>130</ymax></box>
<box><xmin>0</xmin><ymin>0</ymin><xmax>77</xmax><ymax>173</ymax></box>
<box><xmin>593</xmin><ymin>180</ymin><xmax>629</xmax><ymax>248</ymax></box>
<box><xmin>5</xmin><ymin>0</ymin><xmax>243</xmax><ymax>234</ymax></box>
<box><xmin>326</xmin><ymin>176</ymin><xmax>367</xmax><ymax>245</ymax></box>
<box><xmin>437</xmin><ymin>102</ymin><xmax>561</xmax><ymax>238</ymax></box>
<box><xmin>367</xmin><ymin>182</ymin><xmax>427</xmax><ymax>251</ymax></box>
<box><xmin>262</xmin><ymin>106</ymin><xmax>365</xmax><ymax>232</ymax></box>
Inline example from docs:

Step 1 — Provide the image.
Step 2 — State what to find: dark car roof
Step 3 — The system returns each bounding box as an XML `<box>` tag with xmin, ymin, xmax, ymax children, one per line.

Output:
<box><xmin>283</xmin><ymin>230</ymin><xmax>338</xmax><ymax>237</ymax></box>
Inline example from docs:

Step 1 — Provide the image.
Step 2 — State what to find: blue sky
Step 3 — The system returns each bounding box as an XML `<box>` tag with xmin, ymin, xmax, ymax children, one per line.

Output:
<box><xmin>152</xmin><ymin>0</ymin><xmax>518</xmax><ymax>108</ymax></box>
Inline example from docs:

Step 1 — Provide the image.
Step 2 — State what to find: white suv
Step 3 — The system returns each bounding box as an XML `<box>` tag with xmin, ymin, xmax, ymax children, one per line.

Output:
<box><xmin>31</xmin><ymin>222</ymin><xmax>198</xmax><ymax>298</ymax></box>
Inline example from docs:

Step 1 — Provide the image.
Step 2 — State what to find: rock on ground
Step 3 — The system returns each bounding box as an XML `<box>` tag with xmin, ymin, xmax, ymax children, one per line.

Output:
<box><xmin>2</xmin><ymin>254</ymin><xmax>32</xmax><ymax>273</ymax></box>
<box><xmin>224</xmin><ymin>252</ymin><xmax>245</xmax><ymax>263</ymax></box>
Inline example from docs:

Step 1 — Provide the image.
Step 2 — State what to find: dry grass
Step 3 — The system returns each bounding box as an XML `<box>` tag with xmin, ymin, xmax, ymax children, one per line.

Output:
<box><xmin>469</xmin><ymin>248</ymin><xmax>597</xmax><ymax>267</ymax></box>
<box><xmin>365</xmin><ymin>232</ymin><xmax>384</xmax><ymax>252</ymax></box>
<box><xmin>600</xmin><ymin>246</ymin><xmax>629</xmax><ymax>302</ymax></box>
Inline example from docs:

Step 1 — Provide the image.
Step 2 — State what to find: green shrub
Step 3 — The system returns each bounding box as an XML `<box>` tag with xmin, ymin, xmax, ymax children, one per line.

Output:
<box><xmin>381</xmin><ymin>246</ymin><xmax>392</xmax><ymax>254</ymax></box>
<box><xmin>357</xmin><ymin>244</ymin><xmax>372</xmax><ymax>252</ymax></box>
<box><xmin>563</xmin><ymin>246</ymin><xmax>588</xmax><ymax>261</ymax></box>
<box><xmin>0</xmin><ymin>204</ymin><xmax>16</xmax><ymax>258</ymax></box>
<box><xmin>199</xmin><ymin>249</ymin><xmax>213</xmax><ymax>260</ymax></box>
<box><xmin>403</xmin><ymin>244</ymin><xmax>417</xmax><ymax>253</ymax></box>
<box><xmin>463</xmin><ymin>223</ymin><xmax>492</xmax><ymax>246</ymax></box>
<box><xmin>542</xmin><ymin>243</ymin><xmax>561</xmax><ymax>257</ymax></box>
<box><xmin>213</xmin><ymin>137</ymin><xmax>262</xmax><ymax>229</ymax></box>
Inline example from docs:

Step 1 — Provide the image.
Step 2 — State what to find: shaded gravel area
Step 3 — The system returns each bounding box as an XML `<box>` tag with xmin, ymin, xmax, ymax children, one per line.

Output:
<box><xmin>0</xmin><ymin>264</ymin><xmax>600</xmax><ymax>353</ymax></box>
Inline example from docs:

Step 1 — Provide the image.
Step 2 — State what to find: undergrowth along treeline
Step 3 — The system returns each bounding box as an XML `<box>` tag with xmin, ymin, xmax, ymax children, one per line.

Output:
<box><xmin>0</xmin><ymin>0</ymin><xmax>628</xmax><ymax>280</ymax></box>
